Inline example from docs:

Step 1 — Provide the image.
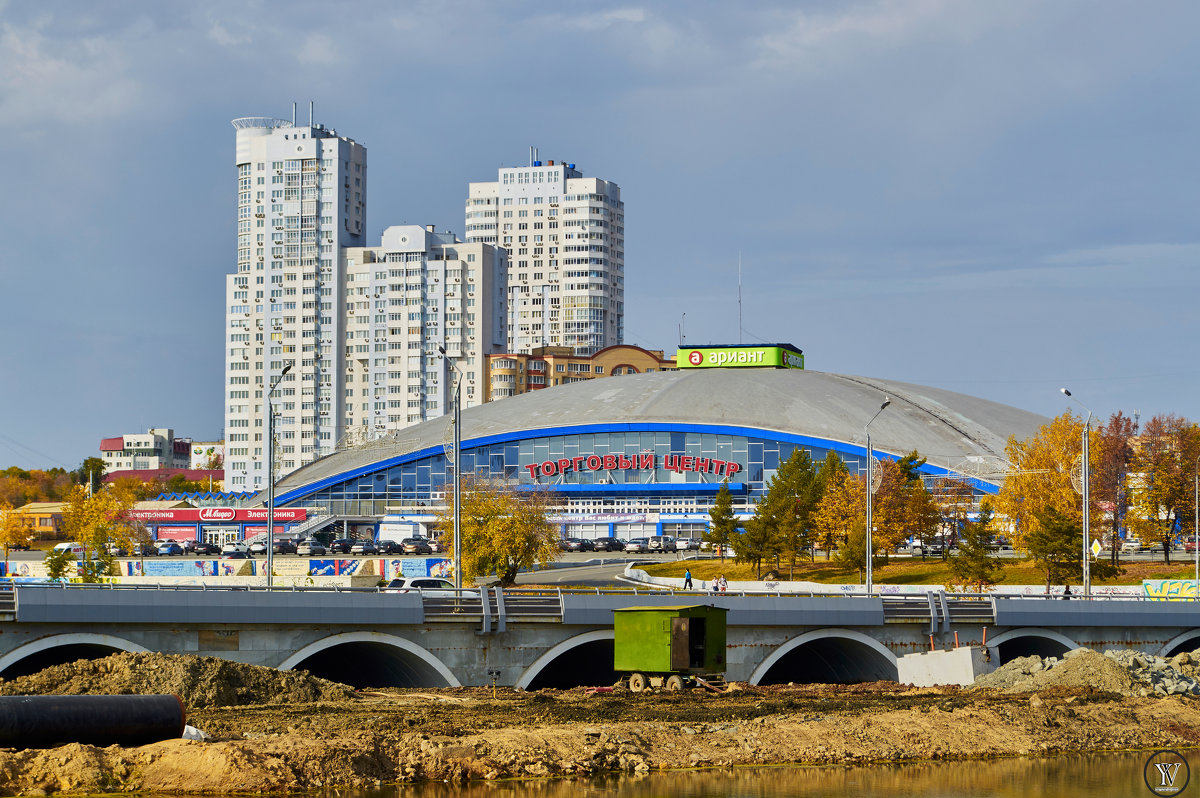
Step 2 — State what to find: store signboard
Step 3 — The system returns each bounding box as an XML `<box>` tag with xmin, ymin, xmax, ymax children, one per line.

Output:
<box><xmin>129</xmin><ymin>507</ymin><xmax>308</xmax><ymax>523</ymax></box>
<box><xmin>677</xmin><ymin>345</ymin><xmax>804</xmax><ymax>370</ymax></box>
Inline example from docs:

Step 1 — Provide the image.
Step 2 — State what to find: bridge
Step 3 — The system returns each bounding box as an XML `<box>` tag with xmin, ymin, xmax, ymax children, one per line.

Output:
<box><xmin>1</xmin><ymin>584</ymin><xmax>1198</xmax><ymax>688</ymax></box>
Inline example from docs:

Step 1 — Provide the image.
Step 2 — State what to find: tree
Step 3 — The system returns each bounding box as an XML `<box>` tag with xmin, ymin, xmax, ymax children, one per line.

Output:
<box><xmin>895</xmin><ymin>451</ymin><xmax>927</xmax><ymax>483</ymax></box>
<box><xmin>948</xmin><ymin>506</ymin><xmax>1005</xmax><ymax>592</ymax></box>
<box><xmin>1025</xmin><ymin>507</ymin><xmax>1082</xmax><ymax>592</ymax></box>
<box><xmin>705</xmin><ymin>481</ymin><xmax>737</xmax><ymax>563</ymax></box>
<box><xmin>905</xmin><ymin>478</ymin><xmax>944</xmax><ymax>559</ymax></box>
<box><xmin>0</xmin><ymin>500</ymin><xmax>32</xmax><ymax>567</ymax></box>
<box><xmin>77</xmin><ymin>457</ymin><xmax>106</xmax><ymax>490</ymax></box>
<box><xmin>60</xmin><ymin>485</ymin><xmax>136</xmax><ymax>581</ymax></box>
<box><xmin>814</xmin><ymin>454</ymin><xmax>864</xmax><ymax>559</ymax></box>
<box><xmin>1093</xmin><ymin>411</ymin><xmax>1137</xmax><ymax>566</ymax></box>
<box><xmin>736</xmin><ymin>509</ymin><xmax>774</xmax><ymax>579</ymax></box>
<box><xmin>438</xmin><ymin>476</ymin><xmax>559</xmax><ymax>586</ymax></box>
<box><xmin>1127</xmin><ymin>414</ymin><xmax>1200</xmax><ymax>564</ymax></box>
<box><xmin>43</xmin><ymin>547</ymin><xmax>74</xmax><ymax>580</ymax></box>
<box><xmin>835</xmin><ymin>519</ymin><xmax>878</xmax><ymax>582</ymax></box>
<box><xmin>931</xmin><ymin>477</ymin><xmax>975</xmax><ymax>558</ymax></box>
<box><xmin>741</xmin><ymin>448</ymin><xmax>823</xmax><ymax>578</ymax></box>
<box><xmin>993</xmin><ymin>412</ymin><xmax>1091</xmax><ymax>550</ymax></box>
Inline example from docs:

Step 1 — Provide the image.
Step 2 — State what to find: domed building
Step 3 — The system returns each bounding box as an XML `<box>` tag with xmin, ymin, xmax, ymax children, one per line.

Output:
<box><xmin>271</xmin><ymin>356</ymin><xmax>1046</xmax><ymax>542</ymax></box>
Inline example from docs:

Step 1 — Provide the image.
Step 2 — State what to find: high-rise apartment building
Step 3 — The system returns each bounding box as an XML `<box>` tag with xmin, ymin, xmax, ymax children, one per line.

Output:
<box><xmin>224</xmin><ymin>114</ymin><xmax>367</xmax><ymax>491</ymax></box>
<box><xmin>340</xmin><ymin>225</ymin><xmax>508</xmax><ymax>434</ymax></box>
<box><xmin>464</xmin><ymin>153</ymin><xmax>624</xmax><ymax>355</ymax></box>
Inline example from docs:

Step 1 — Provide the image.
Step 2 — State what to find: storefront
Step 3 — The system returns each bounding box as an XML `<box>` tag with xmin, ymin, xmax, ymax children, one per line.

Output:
<box><xmin>128</xmin><ymin>507</ymin><xmax>309</xmax><ymax>544</ymax></box>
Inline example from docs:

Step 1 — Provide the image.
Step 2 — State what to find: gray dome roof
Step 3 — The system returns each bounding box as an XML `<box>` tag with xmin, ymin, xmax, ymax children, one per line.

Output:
<box><xmin>275</xmin><ymin>369</ymin><xmax>1045</xmax><ymax>495</ymax></box>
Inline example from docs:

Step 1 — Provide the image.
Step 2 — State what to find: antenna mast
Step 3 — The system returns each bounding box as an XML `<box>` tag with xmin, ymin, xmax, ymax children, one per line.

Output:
<box><xmin>738</xmin><ymin>253</ymin><xmax>743</xmax><ymax>345</ymax></box>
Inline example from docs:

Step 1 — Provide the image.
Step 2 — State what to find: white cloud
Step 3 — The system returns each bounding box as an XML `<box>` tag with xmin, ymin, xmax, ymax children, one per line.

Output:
<box><xmin>295</xmin><ymin>32</ymin><xmax>340</xmax><ymax>66</ymax></box>
<box><xmin>0</xmin><ymin>20</ymin><xmax>146</xmax><ymax>133</ymax></box>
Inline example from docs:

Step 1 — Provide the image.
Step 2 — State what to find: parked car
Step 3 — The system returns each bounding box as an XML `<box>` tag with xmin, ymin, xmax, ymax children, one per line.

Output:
<box><xmin>272</xmin><ymin>539</ymin><xmax>297</xmax><ymax>555</ymax></box>
<box><xmin>221</xmin><ymin>551</ymin><xmax>249</xmax><ymax>560</ymax></box>
<box><xmin>52</xmin><ymin>541</ymin><xmax>84</xmax><ymax>557</ymax></box>
<box><xmin>675</xmin><ymin>538</ymin><xmax>700</xmax><ymax>551</ymax></box>
<box><xmin>350</xmin><ymin>539</ymin><xmax>379</xmax><ymax>555</ymax></box>
<box><xmin>560</xmin><ymin>538</ymin><xmax>593</xmax><ymax>552</ymax></box>
<box><xmin>624</xmin><ymin>538</ymin><xmax>647</xmax><ymax>553</ymax></box>
<box><xmin>377</xmin><ymin>539</ymin><xmax>403</xmax><ymax>554</ymax></box>
<box><xmin>247</xmin><ymin>541</ymin><xmax>268</xmax><ymax>555</ymax></box>
<box><xmin>426</xmin><ymin>538</ymin><xmax>445</xmax><ymax>553</ymax></box>
<box><xmin>1121</xmin><ymin>539</ymin><xmax>1142</xmax><ymax>554</ymax></box>
<box><xmin>105</xmin><ymin>543</ymin><xmax>128</xmax><ymax>557</ymax></box>
<box><xmin>592</xmin><ymin>537</ymin><xmax>625</xmax><ymax>552</ymax></box>
<box><xmin>222</xmin><ymin>541</ymin><xmax>250</xmax><ymax>555</ymax></box>
<box><xmin>296</xmin><ymin>538</ymin><xmax>327</xmax><ymax>556</ymax></box>
<box><xmin>328</xmin><ymin>538</ymin><xmax>355</xmax><ymax>554</ymax></box>
<box><xmin>156</xmin><ymin>541</ymin><xmax>184</xmax><ymax>556</ymax></box>
<box><xmin>647</xmin><ymin>536</ymin><xmax>674</xmax><ymax>552</ymax></box>
<box><xmin>184</xmin><ymin>540</ymin><xmax>220</xmax><ymax>555</ymax></box>
<box><xmin>383</xmin><ymin>577</ymin><xmax>478</xmax><ymax>598</ymax></box>
<box><xmin>1185</xmin><ymin>540</ymin><xmax>1200</xmax><ymax>554</ymax></box>
<box><xmin>401</xmin><ymin>538</ymin><xmax>433</xmax><ymax>555</ymax></box>
<box><xmin>132</xmin><ymin>543</ymin><xmax>159</xmax><ymax>557</ymax></box>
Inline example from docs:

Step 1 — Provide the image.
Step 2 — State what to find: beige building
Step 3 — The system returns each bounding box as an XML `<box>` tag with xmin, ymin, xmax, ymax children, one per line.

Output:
<box><xmin>464</xmin><ymin>153</ymin><xmax>624</xmax><ymax>355</ymax></box>
<box><xmin>485</xmin><ymin>344</ymin><xmax>675</xmax><ymax>401</ymax></box>
<box><xmin>99</xmin><ymin>428</ymin><xmax>192</xmax><ymax>471</ymax></box>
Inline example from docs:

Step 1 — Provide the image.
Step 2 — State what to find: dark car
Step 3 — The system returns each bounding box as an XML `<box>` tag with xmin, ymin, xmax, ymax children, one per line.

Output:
<box><xmin>221</xmin><ymin>550</ymin><xmax>249</xmax><ymax>560</ymax></box>
<box><xmin>272</xmin><ymin>539</ymin><xmax>298</xmax><ymax>555</ymax></box>
<box><xmin>377</xmin><ymin>539</ymin><xmax>403</xmax><ymax>554</ymax></box>
<box><xmin>132</xmin><ymin>543</ymin><xmax>159</xmax><ymax>557</ymax></box>
<box><xmin>329</xmin><ymin>538</ymin><xmax>355</xmax><ymax>554</ymax></box>
<box><xmin>401</xmin><ymin>537</ymin><xmax>433</xmax><ymax>555</ymax></box>
<box><xmin>185</xmin><ymin>541</ymin><xmax>221</xmax><ymax>556</ymax></box>
<box><xmin>593</xmin><ymin>537</ymin><xmax>625</xmax><ymax>552</ymax></box>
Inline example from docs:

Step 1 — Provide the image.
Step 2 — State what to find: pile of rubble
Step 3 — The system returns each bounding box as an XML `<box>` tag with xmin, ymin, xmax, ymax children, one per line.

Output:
<box><xmin>973</xmin><ymin>647</ymin><xmax>1200</xmax><ymax>697</ymax></box>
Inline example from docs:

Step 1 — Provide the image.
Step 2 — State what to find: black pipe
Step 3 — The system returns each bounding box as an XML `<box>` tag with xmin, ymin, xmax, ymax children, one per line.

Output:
<box><xmin>0</xmin><ymin>695</ymin><xmax>186</xmax><ymax>749</ymax></box>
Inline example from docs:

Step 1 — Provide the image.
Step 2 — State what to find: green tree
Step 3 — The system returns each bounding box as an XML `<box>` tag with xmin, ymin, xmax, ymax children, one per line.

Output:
<box><xmin>1026</xmin><ymin>507</ymin><xmax>1081</xmax><ymax>592</ymax></box>
<box><xmin>948</xmin><ymin>506</ymin><xmax>1005</xmax><ymax>592</ymax></box>
<box><xmin>43</xmin><ymin>547</ymin><xmax>74</xmax><ymax>580</ymax></box>
<box><xmin>834</xmin><ymin>519</ymin><xmax>878</xmax><ymax>582</ymax></box>
<box><xmin>748</xmin><ymin>448</ymin><xmax>823</xmax><ymax>578</ymax></box>
<box><xmin>705</xmin><ymin>481</ymin><xmax>737</xmax><ymax>563</ymax></box>
<box><xmin>895</xmin><ymin>451</ymin><xmax>927</xmax><ymax>483</ymax></box>
<box><xmin>439</xmin><ymin>476</ymin><xmax>559</xmax><ymax>586</ymax></box>
<box><xmin>77</xmin><ymin>457</ymin><xmax>106</xmax><ymax>490</ymax></box>
<box><xmin>736</xmin><ymin>509</ymin><xmax>774</xmax><ymax>579</ymax></box>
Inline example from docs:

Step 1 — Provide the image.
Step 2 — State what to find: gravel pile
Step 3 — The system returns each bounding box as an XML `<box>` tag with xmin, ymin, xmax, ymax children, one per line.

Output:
<box><xmin>973</xmin><ymin>647</ymin><xmax>1200</xmax><ymax>697</ymax></box>
<box><xmin>0</xmin><ymin>651</ymin><xmax>359</xmax><ymax>709</ymax></box>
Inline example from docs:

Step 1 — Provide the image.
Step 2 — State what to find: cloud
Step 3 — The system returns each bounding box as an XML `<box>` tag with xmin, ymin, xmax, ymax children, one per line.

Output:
<box><xmin>296</xmin><ymin>32</ymin><xmax>340</xmax><ymax>66</ymax></box>
<box><xmin>0</xmin><ymin>19</ymin><xmax>146</xmax><ymax>133</ymax></box>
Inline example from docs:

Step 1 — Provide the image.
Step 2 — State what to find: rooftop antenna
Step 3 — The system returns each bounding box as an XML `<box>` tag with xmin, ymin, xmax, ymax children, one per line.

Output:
<box><xmin>529</xmin><ymin>145</ymin><xmax>534</xmax><ymax>167</ymax></box>
<box><xmin>679</xmin><ymin>312</ymin><xmax>686</xmax><ymax>347</ymax></box>
<box><xmin>738</xmin><ymin>253</ymin><xmax>743</xmax><ymax>345</ymax></box>
<box><xmin>291</xmin><ymin>102</ymin><xmax>296</xmax><ymax>126</ymax></box>
<box><xmin>309</xmin><ymin>100</ymin><xmax>313</xmax><ymax>127</ymax></box>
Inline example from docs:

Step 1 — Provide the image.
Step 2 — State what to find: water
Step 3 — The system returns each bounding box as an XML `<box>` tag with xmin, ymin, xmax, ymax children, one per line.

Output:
<box><xmin>331</xmin><ymin>751</ymin><xmax>1187</xmax><ymax>798</ymax></box>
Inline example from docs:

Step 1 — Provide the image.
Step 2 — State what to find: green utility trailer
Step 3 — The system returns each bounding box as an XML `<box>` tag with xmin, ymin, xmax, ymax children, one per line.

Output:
<box><xmin>613</xmin><ymin>604</ymin><xmax>728</xmax><ymax>692</ymax></box>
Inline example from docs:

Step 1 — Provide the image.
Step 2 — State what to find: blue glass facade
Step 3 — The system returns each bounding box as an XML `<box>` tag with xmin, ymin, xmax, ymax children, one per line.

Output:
<box><xmin>276</xmin><ymin>422</ymin><xmax>980</xmax><ymax>519</ymax></box>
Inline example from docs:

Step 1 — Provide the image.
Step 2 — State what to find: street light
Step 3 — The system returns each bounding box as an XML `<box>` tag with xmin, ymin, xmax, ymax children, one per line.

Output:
<box><xmin>438</xmin><ymin>346</ymin><xmax>463</xmax><ymax>591</ymax></box>
<box><xmin>1060</xmin><ymin>388</ymin><xmax>1092</xmax><ymax>598</ymax></box>
<box><xmin>864</xmin><ymin>397</ymin><xmax>891</xmax><ymax>595</ymax></box>
<box><xmin>266</xmin><ymin>362</ymin><xmax>293</xmax><ymax>589</ymax></box>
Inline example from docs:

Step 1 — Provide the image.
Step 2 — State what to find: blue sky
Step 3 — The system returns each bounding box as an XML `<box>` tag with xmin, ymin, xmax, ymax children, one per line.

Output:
<box><xmin>1</xmin><ymin>0</ymin><xmax>1197</xmax><ymax>470</ymax></box>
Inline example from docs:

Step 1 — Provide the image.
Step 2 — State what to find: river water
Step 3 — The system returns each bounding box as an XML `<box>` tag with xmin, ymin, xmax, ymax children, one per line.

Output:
<box><xmin>329</xmin><ymin>751</ymin><xmax>1185</xmax><ymax>798</ymax></box>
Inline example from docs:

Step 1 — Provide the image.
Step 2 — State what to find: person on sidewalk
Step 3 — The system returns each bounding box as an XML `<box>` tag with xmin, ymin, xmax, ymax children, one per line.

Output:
<box><xmin>683</xmin><ymin>568</ymin><xmax>693</xmax><ymax>590</ymax></box>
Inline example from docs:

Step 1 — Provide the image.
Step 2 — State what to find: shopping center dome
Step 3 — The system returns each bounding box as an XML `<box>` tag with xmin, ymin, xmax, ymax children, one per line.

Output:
<box><xmin>273</xmin><ymin>368</ymin><xmax>1046</xmax><ymax>510</ymax></box>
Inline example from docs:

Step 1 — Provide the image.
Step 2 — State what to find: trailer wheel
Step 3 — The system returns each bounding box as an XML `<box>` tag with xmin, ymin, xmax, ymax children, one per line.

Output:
<box><xmin>628</xmin><ymin>673</ymin><xmax>648</xmax><ymax>693</ymax></box>
<box><xmin>665</xmin><ymin>675</ymin><xmax>684</xmax><ymax>692</ymax></box>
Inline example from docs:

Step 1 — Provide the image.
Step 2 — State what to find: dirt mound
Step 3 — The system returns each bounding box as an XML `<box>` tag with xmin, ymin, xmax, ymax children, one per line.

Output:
<box><xmin>973</xmin><ymin>647</ymin><xmax>1200</xmax><ymax>697</ymax></box>
<box><xmin>0</xmin><ymin>652</ymin><xmax>359</xmax><ymax>709</ymax></box>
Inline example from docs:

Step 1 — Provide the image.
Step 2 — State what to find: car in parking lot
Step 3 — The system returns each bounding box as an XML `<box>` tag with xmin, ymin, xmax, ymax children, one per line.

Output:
<box><xmin>624</xmin><ymin>538</ymin><xmax>648</xmax><ymax>553</ymax></box>
<box><xmin>247</xmin><ymin>541</ymin><xmax>269</xmax><ymax>556</ymax></box>
<box><xmin>383</xmin><ymin>577</ymin><xmax>478</xmax><ymax>598</ymax></box>
<box><xmin>296</xmin><ymin>538</ymin><xmax>327</xmax><ymax>556</ymax></box>
<box><xmin>426</xmin><ymin>538</ymin><xmax>445</xmax><ymax>553</ymax></box>
<box><xmin>592</xmin><ymin>537</ymin><xmax>625</xmax><ymax>552</ymax></box>
<box><xmin>185</xmin><ymin>540</ymin><xmax>221</xmax><ymax>556</ymax></box>
<box><xmin>328</xmin><ymin>538</ymin><xmax>356</xmax><ymax>554</ymax></box>
<box><xmin>401</xmin><ymin>537</ymin><xmax>433</xmax><ymax>555</ymax></box>
<box><xmin>156</xmin><ymin>541</ymin><xmax>184</xmax><ymax>556</ymax></box>
<box><xmin>675</xmin><ymin>538</ymin><xmax>700</xmax><ymax>551</ymax></box>
<box><xmin>105</xmin><ymin>543</ymin><xmax>128</xmax><ymax>557</ymax></box>
<box><xmin>560</xmin><ymin>538</ymin><xmax>594</xmax><ymax>552</ymax></box>
<box><xmin>221</xmin><ymin>541</ymin><xmax>250</xmax><ymax>556</ymax></box>
<box><xmin>647</xmin><ymin>536</ymin><xmax>675</xmax><ymax>552</ymax></box>
<box><xmin>272</xmin><ymin>539</ymin><xmax>298</xmax><ymax>555</ymax></box>
<box><xmin>350</xmin><ymin>539</ymin><xmax>379</xmax><ymax>555</ymax></box>
<box><xmin>376</xmin><ymin>539</ymin><xmax>403</xmax><ymax>554</ymax></box>
<box><xmin>1121</xmin><ymin>538</ymin><xmax>1142</xmax><ymax>554</ymax></box>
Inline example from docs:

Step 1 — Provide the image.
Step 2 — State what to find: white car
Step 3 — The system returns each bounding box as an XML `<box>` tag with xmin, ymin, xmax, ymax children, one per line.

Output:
<box><xmin>383</xmin><ymin>577</ymin><xmax>479</xmax><ymax>598</ymax></box>
<box><xmin>624</xmin><ymin>538</ymin><xmax>647</xmax><ymax>553</ymax></box>
<box><xmin>52</xmin><ymin>542</ymin><xmax>84</xmax><ymax>556</ymax></box>
<box><xmin>221</xmin><ymin>541</ymin><xmax>250</xmax><ymax>555</ymax></box>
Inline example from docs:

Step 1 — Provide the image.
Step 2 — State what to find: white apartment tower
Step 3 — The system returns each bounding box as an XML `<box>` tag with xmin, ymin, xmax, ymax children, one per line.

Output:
<box><xmin>224</xmin><ymin>113</ymin><xmax>367</xmax><ymax>491</ymax></box>
<box><xmin>464</xmin><ymin>152</ymin><xmax>624</xmax><ymax>355</ymax></box>
<box><xmin>341</xmin><ymin>225</ymin><xmax>508</xmax><ymax>434</ymax></box>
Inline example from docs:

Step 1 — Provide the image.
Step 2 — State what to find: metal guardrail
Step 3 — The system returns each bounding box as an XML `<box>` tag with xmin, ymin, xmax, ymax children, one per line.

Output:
<box><xmin>0</xmin><ymin>587</ymin><xmax>14</xmax><ymax>615</ymax></box>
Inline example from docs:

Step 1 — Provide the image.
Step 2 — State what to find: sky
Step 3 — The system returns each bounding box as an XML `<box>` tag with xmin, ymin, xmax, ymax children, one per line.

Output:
<box><xmin>1</xmin><ymin>0</ymin><xmax>1197</xmax><ymax>471</ymax></box>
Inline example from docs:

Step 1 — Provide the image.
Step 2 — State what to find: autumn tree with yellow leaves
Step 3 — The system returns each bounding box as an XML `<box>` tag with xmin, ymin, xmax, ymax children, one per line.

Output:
<box><xmin>0</xmin><ymin>500</ymin><xmax>32</xmax><ymax>567</ymax></box>
<box><xmin>438</xmin><ymin>476</ymin><xmax>560</xmax><ymax>586</ymax></box>
<box><xmin>993</xmin><ymin>412</ymin><xmax>1094</xmax><ymax>549</ymax></box>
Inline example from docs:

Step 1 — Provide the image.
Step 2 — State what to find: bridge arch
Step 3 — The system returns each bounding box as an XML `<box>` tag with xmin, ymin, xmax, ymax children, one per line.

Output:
<box><xmin>516</xmin><ymin>629</ymin><xmax>615</xmax><ymax>690</ymax></box>
<box><xmin>987</xmin><ymin>628</ymin><xmax>1077</xmax><ymax>663</ymax></box>
<box><xmin>279</xmin><ymin>632</ymin><xmax>460</xmax><ymax>689</ymax></box>
<box><xmin>1157</xmin><ymin>629</ymin><xmax>1200</xmax><ymax>657</ymax></box>
<box><xmin>0</xmin><ymin>633</ymin><xmax>149</xmax><ymax>678</ymax></box>
<box><xmin>750</xmin><ymin>629</ymin><xmax>898</xmax><ymax>685</ymax></box>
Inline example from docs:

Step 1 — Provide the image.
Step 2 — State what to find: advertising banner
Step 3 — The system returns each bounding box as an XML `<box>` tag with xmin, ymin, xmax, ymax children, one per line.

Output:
<box><xmin>383</xmin><ymin>558</ymin><xmax>454</xmax><ymax>579</ymax></box>
<box><xmin>129</xmin><ymin>508</ymin><xmax>308</xmax><ymax>523</ymax></box>
<box><xmin>156</xmin><ymin>526</ymin><xmax>196</xmax><ymax>541</ymax></box>
<box><xmin>676</xmin><ymin>345</ymin><xmax>804</xmax><ymax>370</ymax></box>
<box><xmin>307</xmin><ymin>559</ymin><xmax>360</xmax><ymax>577</ymax></box>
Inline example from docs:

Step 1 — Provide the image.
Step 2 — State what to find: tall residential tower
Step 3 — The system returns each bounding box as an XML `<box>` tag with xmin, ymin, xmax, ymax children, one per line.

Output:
<box><xmin>464</xmin><ymin>153</ymin><xmax>624</xmax><ymax>355</ymax></box>
<box><xmin>224</xmin><ymin>114</ymin><xmax>367</xmax><ymax>491</ymax></box>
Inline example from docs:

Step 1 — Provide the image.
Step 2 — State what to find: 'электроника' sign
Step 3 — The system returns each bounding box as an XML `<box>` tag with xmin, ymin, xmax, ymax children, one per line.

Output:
<box><xmin>676</xmin><ymin>345</ymin><xmax>804</xmax><ymax>370</ymax></box>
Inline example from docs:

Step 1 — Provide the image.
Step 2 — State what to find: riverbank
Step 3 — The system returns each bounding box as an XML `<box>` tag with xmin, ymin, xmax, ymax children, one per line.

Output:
<box><xmin>2</xmin><ymin>679</ymin><xmax>1200</xmax><ymax>793</ymax></box>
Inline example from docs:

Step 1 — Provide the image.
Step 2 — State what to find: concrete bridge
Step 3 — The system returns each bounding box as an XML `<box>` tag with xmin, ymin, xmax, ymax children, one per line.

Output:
<box><xmin>1</xmin><ymin>584</ymin><xmax>1198</xmax><ymax>688</ymax></box>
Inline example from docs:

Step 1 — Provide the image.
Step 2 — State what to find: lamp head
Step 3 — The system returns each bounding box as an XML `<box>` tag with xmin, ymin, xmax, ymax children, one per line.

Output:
<box><xmin>438</xmin><ymin>345</ymin><xmax>447</xmax><ymax>356</ymax></box>
<box><xmin>880</xmin><ymin>398</ymin><xmax>891</xmax><ymax>410</ymax></box>
<box><xmin>1060</xmin><ymin>387</ymin><xmax>1072</xmax><ymax>397</ymax></box>
<box><xmin>281</xmin><ymin>363</ymin><xmax>293</xmax><ymax>376</ymax></box>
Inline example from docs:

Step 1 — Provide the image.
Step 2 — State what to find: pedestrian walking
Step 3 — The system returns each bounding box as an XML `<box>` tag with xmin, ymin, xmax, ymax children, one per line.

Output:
<box><xmin>683</xmin><ymin>568</ymin><xmax>693</xmax><ymax>590</ymax></box>
<box><xmin>1062</xmin><ymin>585</ymin><xmax>1072</xmax><ymax>600</ymax></box>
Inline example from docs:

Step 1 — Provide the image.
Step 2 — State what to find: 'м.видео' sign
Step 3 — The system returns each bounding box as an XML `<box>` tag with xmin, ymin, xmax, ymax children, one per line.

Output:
<box><xmin>526</xmin><ymin>453</ymin><xmax>740</xmax><ymax>479</ymax></box>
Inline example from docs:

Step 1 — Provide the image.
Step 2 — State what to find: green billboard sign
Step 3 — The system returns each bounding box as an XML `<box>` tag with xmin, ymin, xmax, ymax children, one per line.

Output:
<box><xmin>676</xmin><ymin>345</ymin><xmax>804</xmax><ymax>370</ymax></box>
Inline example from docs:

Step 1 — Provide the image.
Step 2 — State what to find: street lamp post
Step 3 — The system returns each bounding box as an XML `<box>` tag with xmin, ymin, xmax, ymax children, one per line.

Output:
<box><xmin>439</xmin><ymin>346</ymin><xmax>464</xmax><ymax>591</ymax></box>
<box><xmin>1060</xmin><ymin>388</ymin><xmax>1092</xmax><ymax>598</ymax></box>
<box><xmin>266</xmin><ymin>363</ymin><xmax>293</xmax><ymax>589</ymax></box>
<box><xmin>864</xmin><ymin>397</ymin><xmax>891</xmax><ymax>595</ymax></box>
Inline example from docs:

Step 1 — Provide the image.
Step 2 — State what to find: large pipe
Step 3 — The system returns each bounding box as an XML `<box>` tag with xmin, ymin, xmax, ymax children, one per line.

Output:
<box><xmin>0</xmin><ymin>695</ymin><xmax>186</xmax><ymax>748</ymax></box>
